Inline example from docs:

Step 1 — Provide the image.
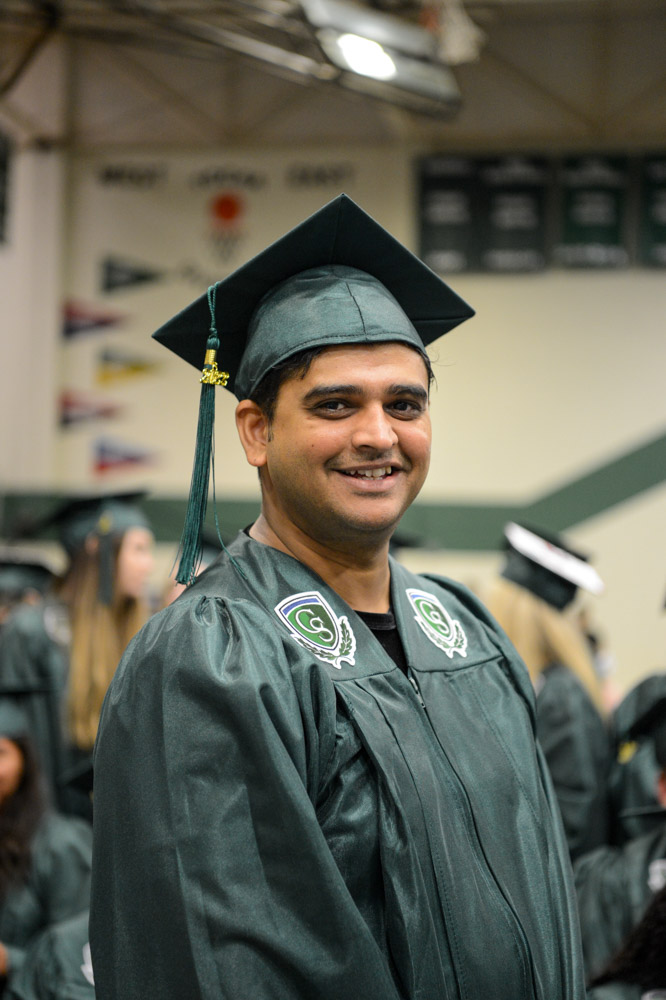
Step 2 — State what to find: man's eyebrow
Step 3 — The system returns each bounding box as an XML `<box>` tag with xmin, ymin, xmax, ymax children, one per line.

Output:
<box><xmin>302</xmin><ymin>383</ymin><xmax>428</xmax><ymax>403</ymax></box>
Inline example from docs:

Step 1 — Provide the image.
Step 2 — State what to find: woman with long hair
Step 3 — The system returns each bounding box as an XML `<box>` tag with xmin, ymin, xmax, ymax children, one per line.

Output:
<box><xmin>0</xmin><ymin>494</ymin><xmax>154</xmax><ymax>816</ymax></box>
<box><xmin>0</xmin><ymin>703</ymin><xmax>91</xmax><ymax>997</ymax></box>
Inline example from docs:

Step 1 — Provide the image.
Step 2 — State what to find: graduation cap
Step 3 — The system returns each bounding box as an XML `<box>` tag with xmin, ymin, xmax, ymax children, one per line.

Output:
<box><xmin>614</xmin><ymin>674</ymin><xmax>666</xmax><ymax>768</ymax></box>
<box><xmin>25</xmin><ymin>492</ymin><xmax>151</xmax><ymax>605</ymax></box>
<box><xmin>153</xmin><ymin>193</ymin><xmax>475</xmax><ymax>584</ymax></box>
<box><xmin>0</xmin><ymin>698</ymin><xmax>31</xmax><ymax>742</ymax></box>
<box><xmin>0</xmin><ymin>551</ymin><xmax>56</xmax><ymax>600</ymax></box>
<box><xmin>501</xmin><ymin>521</ymin><xmax>604</xmax><ymax>610</ymax></box>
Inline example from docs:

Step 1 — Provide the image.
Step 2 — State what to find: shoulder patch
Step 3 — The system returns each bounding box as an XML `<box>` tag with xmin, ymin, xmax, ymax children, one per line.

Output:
<box><xmin>275</xmin><ymin>591</ymin><xmax>356</xmax><ymax>670</ymax></box>
<box><xmin>406</xmin><ymin>588</ymin><xmax>468</xmax><ymax>659</ymax></box>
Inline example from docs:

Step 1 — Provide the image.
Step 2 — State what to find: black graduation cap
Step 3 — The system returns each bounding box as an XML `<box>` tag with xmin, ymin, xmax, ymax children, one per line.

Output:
<box><xmin>501</xmin><ymin>521</ymin><xmax>604</xmax><ymax>610</ymax></box>
<box><xmin>153</xmin><ymin>194</ymin><xmax>475</xmax><ymax>584</ymax></box>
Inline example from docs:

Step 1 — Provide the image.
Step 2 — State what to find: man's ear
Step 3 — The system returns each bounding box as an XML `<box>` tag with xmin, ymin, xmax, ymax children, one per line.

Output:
<box><xmin>235</xmin><ymin>400</ymin><xmax>269</xmax><ymax>468</ymax></box>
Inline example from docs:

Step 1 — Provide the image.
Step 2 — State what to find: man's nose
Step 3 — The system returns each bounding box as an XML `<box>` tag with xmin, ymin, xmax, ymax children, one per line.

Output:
<box><xmin>350</xmin><ymin>404</ymin><xmax>398</xmax><ymax>451</ymax></box>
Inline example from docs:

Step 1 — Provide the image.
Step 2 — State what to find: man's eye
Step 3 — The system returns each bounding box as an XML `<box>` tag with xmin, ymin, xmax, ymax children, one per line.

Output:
<box><xmin>390</xmin><ymin>399</ymin><xmax>423</xmax><ymax>414</ymax></box>
<box><xmin>317</xmin><ymin>400</ymin><xmax>348</xmax><ymax>412</ymax></box>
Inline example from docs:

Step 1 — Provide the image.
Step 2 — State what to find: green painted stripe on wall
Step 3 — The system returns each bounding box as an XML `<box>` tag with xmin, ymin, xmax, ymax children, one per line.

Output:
<box><xmin>1</xmin><ymin>430</ymin><xmax>664</xmax><ymax>551</ymax></box>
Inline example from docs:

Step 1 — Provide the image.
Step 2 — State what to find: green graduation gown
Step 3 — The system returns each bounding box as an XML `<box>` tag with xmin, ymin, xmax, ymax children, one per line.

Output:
<box><xmin>574</xmin><ymin>816</ymin><xmax>666</xmax><ymax>980</ymax></box>
<box><xmin>535</xmin><ymin>663</ymin><xmax>611</xmax><ymax>860</ymax></box>
<box><xmin>6</xmin><ymin>910</ymin><xmax>94</xmax><ymax>1000</ymax></box>
<box><xmin>0</xmin><ymin>813</ymin><xmax>92</xmax><ymax>985</ymax></box>
<box><xmin>90</xmin><ymin>532</ymin><xmax>585</xmax><ymax>1000</ymax></box>
<box><xmin>0</xmin><ymin>605</ymin><xmax>69</xmax><ymax>809</ymax></box>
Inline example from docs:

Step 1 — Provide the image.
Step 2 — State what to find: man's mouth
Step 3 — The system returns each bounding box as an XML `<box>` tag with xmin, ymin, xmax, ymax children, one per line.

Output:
<box><xmin>339</xmin><ymin>466</ymin><xmax>394</xmax><ymax>479</ymax></box>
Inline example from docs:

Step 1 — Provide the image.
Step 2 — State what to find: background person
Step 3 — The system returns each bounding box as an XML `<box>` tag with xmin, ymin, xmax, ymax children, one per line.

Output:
<box><xmin>0</xmin><ymin>702</ymin><xmax>91</xmax><ymax>997</ymax></box>
<box><xmin>1</xmin><ymin>495</ymin><xmax>154</xmax><ymax>819</ymax></box>
<box><xmin>484</xmin><ymin>521</ymin><xmax>611</xmax><ymax>858</ymax></box>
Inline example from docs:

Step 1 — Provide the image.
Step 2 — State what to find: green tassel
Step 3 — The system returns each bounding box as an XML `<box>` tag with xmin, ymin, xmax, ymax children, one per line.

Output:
<box><xmin>175</xmin><ymin>284</ymin><xmax>228</xmax><ymax>586</ymax></box>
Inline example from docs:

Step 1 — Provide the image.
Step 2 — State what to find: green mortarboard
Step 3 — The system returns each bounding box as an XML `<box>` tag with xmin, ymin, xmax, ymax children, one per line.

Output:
<box><xmin>0</xmin><ymin>698</ymin><xmax>30</xmax><ymax>741</ymax></box>
<box><xmin>615</xmin><ymin>675</ymin><xmax>666</xmax><ymax>769</ymax></box>
<box><xmin>153</xmin><ymin>193</ymin><xmax>475</xmax><ymax>584</ymax></box>
<box><xmin>501</xmin><ymin>521</ymin><xmax>604</xmax><ymax>610</ymax></box>
<box><xmin>36</xmin><ymin>492</ymin><xmax>151</xmax><ymax>558</ymax></box>
<box><xmin>0</xmin><ymin>551</ymin><xmax>55</xmax><ymax>599</ymax></box>
<box><xmin>30</xmin><ymin>492</ymin><xmax>151</xmax><ymax>605</ymax></box>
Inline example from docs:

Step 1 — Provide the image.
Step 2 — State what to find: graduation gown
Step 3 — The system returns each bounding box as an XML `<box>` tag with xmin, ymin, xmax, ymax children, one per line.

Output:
<box><xmin>0</xmin><ymin>813</ymin><xmax>92</xmax><ymax>984</ymax></box>
<box><xmin>90</xmin><ymin>531</ymin><xmax>585</xmax><ymax>1000</ymax></box>
<box><xmin>535</xmin><ymin>663</ymin><xmax>611</xmax><ymax>859</ymax></box>
<box><xmin>5</xmin><ymin>911</ymin><xmax>94</xmax><ymax>1000</ymax></box>
<box><xmin>0</xmin><ymin>606</ymin><xmax>69</xmax><ymax>808</ymax></box>
<box><xmin>574</xmin><ymin>817</ymin><xmax>666</xmax><ymax>980</ymax></box>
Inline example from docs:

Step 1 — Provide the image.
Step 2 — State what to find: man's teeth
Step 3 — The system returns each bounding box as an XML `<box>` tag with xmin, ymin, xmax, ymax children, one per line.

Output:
<box><xmin>343</xmin><ymin>467</ymin><xmax>392</xmax><ymax>478</ymax></box>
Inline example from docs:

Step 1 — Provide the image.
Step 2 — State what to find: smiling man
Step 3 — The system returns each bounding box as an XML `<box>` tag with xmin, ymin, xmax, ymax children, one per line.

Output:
<box><xmin>90</xmin><ymin>196</ymin><xmax>585</xmax><ymax>999</ymax></box>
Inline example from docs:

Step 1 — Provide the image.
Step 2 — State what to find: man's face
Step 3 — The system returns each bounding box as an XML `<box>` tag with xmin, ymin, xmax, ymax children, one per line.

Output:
<box><xmin>258</xmin><ymin>342</ymin><xmax>432</xmax><ymax>548</ymax></box>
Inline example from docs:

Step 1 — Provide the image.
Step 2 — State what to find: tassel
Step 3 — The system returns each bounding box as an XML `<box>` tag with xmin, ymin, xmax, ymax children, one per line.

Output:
<box><xmin>97</xmin><ymin>513</ymin><xmax>114</xmax><ymax>605</ymax></box>
<box><xmin>175</xmin><ymin>284</ymin><xmax>229</xmax><ymax>586</ymax></box>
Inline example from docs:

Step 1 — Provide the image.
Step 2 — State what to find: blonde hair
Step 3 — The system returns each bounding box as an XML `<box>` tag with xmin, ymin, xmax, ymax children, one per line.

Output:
<box><xmin>59</xmin><ymin>540</ymin><xmax>148</xmax><ymax>751</ymax></box>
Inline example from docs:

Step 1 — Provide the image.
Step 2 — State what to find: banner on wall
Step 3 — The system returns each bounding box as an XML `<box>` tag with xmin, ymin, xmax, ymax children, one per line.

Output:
<box><xmin>60</xmin><ymin>390</ymin><xmax>120</xmax><ymax>427</ymax></box>
<box><xmin>62</xmin><ymin>300</ymin><xmax>125</xmax><ymax>338</ymax></box>
<box><xmin>93</xmin><ymin>437</ymin><xmax>156</xmax><ymax>475</ymax></box>
<box><xmin>638</xmin><ymin>155</ymin><xmax>666</xmax><ymax>267</ymax></box>
<box><xmin>95</xmin><ymin>348</ymin><xmax>159</xmax><ymax>385</ymax></box>
<box><xmin>0</xmin><ymin>132</ymin><xmax>10</xmax><ymax>244</ymax></box>
<box><xmin>419</xmin><ymin>151</ymin><xmax>664</xmax><ymax>272</ymax></box>
<box><xmin>101</xmin><ymin>257</ymin><xmax>166</xmax><ymax>293</ymax></box>
<box><xmin>555</xmin><ymin>155</ymin><xmax>630</xmax><ymax>268</ymax></box>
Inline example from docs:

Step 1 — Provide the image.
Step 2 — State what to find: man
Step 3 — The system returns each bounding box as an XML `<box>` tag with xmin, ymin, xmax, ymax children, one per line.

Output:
<box><xmin>484</xmin><ymin>522</ymin><xmax>610</xmax><ymax>858</ymax></box>
<box><xmin>90</xmin><ymin>195</ymin><xmax>585</xmax><ymax>999</ymax></box>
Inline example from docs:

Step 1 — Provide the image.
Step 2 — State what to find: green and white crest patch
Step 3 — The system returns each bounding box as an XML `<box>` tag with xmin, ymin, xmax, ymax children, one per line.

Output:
<box><xmin>406</xmin><ymin>588</ymin><xmax>468</xmax><ymax>659</ymax></box>
<box><xmin>275</xmin><ymin>591</ymin><xmax>356</xmax><ymax>669</ymax></box>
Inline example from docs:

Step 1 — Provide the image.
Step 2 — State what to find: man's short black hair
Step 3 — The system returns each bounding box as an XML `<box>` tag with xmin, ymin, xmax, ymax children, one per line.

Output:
<box><xmin>250</xmin><ymin>343</ymin><xmax>435</xmax><ymax>426</ymax></box>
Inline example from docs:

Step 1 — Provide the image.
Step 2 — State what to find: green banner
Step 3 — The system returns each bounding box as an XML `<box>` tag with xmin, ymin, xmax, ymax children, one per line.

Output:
<box><xmin>555</xmin><ymin>155</ymin><xmax>630</xmax><ymax>268</ymax></box>
<box><xmin>638</xmin><ymin>155</ymin><xmax>666</xmax><ymax>267</ymax></box>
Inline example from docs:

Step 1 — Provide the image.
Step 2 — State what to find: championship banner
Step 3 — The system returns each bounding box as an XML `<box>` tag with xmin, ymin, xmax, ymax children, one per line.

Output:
<box><xmin>555</xmin><ymin>155</ymin><xmax>630</xmax><ymax>269</ymax></box>
<box><xmin>419</xmin><ymin>156</ymin><xmax>478</xmax><ymax>273</ymax></box>
<box><xmin>638</xmin><ymin>155</ymin><xmax>666</xmax><ymax>267</ymax></box>
<box><xmin>476</xmin><ymin>156</ymin><xmax>550</xmax><ymax>272</ymax></box>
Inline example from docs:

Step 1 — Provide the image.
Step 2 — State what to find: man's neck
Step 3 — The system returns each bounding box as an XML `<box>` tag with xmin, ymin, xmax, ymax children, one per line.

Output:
<box><xmin>249</xmin><ymin>513</ymin><xmax>392</xmax><ymax>613</ymax></box>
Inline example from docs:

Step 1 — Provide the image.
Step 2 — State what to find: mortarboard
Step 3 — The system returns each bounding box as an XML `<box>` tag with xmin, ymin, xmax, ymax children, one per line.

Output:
<box><xmin>615</xmin><ymin>674</ymin><xmax>666</xmax><ymax>769</ymax></box>
<box><xmin>501</xmin><ymin>521</ymin><xmax>604</xmax><ymax>610</ymax></box>
<box><xmin>24</xmin><ymin>492</ymin><xmax>151</xmax><ymax>605</ymax></box>
<box><xmin>0</xmin><ymin>698</ymin><xmax>31</xmax><ymax>742</ymax></box>
<box><xmin>153</xmin><ymin>193</ymin><xmax>475</xmax><ymax>584</ymax></box>
<box><xmin>0</xmin><ymin>551</ymin><xmax>56</xmax><ymax>600</ymax></box>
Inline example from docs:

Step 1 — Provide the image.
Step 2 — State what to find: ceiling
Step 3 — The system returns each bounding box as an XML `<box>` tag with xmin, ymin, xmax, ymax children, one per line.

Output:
<box><xmin>1</xmin><ymin>0</ymin><xmax>665</xmax><ymax>150</ymax></box>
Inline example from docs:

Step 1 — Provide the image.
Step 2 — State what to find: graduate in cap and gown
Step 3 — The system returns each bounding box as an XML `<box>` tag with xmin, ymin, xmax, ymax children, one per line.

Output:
<box><xmin>90</xmin><ymin>194</ymin><xmax>586</xmax><ymax>1000</ymax></box>
<box><xmin>575</xmin><ymin>690</ymin><xmax>666</xmax><ymax>987</ymax></box>
<box><xmin>0</xmin><ymin>496</ymin><xmax>154</xmax><ymax>817</ymax></box>
<box><xmin>0</xmin><ymin>701</ymin><xmax>91</xmax><ymax>996</ymax></box>
<box><xmin>484</xmin><ymin>521</ymin><xmax>611</xmax><ymax>859</ymax></box>
<box><xmin>5</xmin><ymin>765</ymin><xmax>94</xmax><ymax>1000</ymax></box>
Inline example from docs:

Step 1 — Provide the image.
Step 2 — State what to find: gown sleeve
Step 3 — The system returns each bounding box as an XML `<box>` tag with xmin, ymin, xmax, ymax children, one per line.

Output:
<box><xmin>90</xmin><ymin>595</ymin><xmax>404</xmax><ymax>1000</ymax></box>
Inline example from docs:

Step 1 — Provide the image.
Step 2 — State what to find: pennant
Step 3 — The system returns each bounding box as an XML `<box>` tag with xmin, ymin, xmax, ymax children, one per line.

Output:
<box><xmin>93</xmin><ymin>437</ymin><xmax>156</xmax><ymax>475</ymax></box>
<box><xmin>101</xmin><ymin>256</ymin><xmax>165</xmax><ymax>293</ymax></box>
<box><xmin>96</xmin><ymin>348</ymin><xmax>158</xmax><ymax>385</ymax></box>
<box><xmin>59</xmin><ymin>389</ymin><xmax>120</xmax><ymax>427</ymax></box>
<box><xmin>62</xmin><ymin>300</ymin><xmax>125</xmax><ymax>338</ymax></box>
